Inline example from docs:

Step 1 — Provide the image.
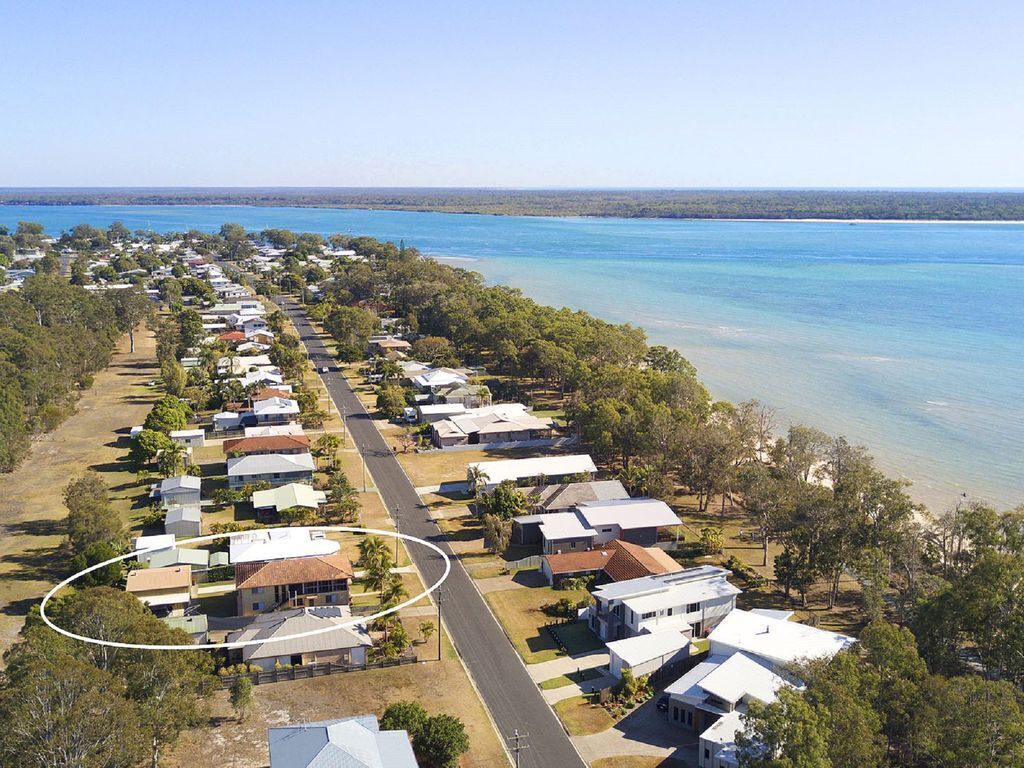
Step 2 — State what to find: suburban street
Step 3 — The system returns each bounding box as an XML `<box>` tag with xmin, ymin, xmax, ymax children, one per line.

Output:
<box><xmin>278</xmin><ymin>297</ymin><xmax>588</xmax><ymax>768</ymax></box>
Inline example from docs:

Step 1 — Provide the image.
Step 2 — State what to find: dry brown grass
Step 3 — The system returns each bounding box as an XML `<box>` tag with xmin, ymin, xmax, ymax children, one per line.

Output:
<box><xmin>552</xmin><ymin>695</ymin><xmax>615</xmax><ymax>736</ymax></box>
<box><xmin>164</xmin><ymin>635</ymin><xmax>508</xmax><ymax>768</ymax></box>
<box><xmin>591</xmin><ymin>758</ymin><xmax>689</xmax><ymax>768</ymax></box>
<box><xmin>0</xmin><ymin>327</ymin><xmax>161</xmax><ymax>655</ymax></box>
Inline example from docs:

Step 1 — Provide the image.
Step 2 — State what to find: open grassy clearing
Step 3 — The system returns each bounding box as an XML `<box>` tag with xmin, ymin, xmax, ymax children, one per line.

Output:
<box><xmin>552</xmin><ymin>695</ymin><xmax>615</xmax><ymax>736</ymax></box>
<box><xmin>165</xmin><ymin>636</ymin><xmax>508</xmax><ymax>768</ymax></box>
<box><xmin>483</xmin><ymin>585</ymin><xmax>600</xmax><ymax>664</ymax></box>
<box><xmin>670</xmin><ymin>489</ymin><xmax>866</xmax><ymax>635</ymax></box>
<box><xmin>0</xmin><ymin>327</ymin><xmax>161</xmax><ymax>655</ymax></box>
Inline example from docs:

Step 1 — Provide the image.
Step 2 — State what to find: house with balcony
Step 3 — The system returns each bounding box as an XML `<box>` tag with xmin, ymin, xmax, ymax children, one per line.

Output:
<box><xmin>227</xmin><ymin>606</ymin><xmax>371</xmax><ymax>670</ymax></box>
<box><xmin>226</xmin><ymin>452</ymin><xmax>315</xmax><ymax>489</ymax></box>
<box><xmin>513</xmin><ymin>498</ymin><xmax>680</xmax><ymax>554</ymax></box>
<box><xmin>234</xmin><ymin>553</ymin><xmax>354</xmax><ymax>616</ymax></box>
<box><xmin>589</xmin><ymin>565</ymin><xmax>740</xmax><ymax>642</ymax></box>
<box><xmin>665</xmin><ymin>608</ymin><xmax>856</xmax><ymax>768</ymax></box>
<box><xmin>252</xmin><ymin>396</ymin><xmax>300</xmax><ymax>425</ymax></box>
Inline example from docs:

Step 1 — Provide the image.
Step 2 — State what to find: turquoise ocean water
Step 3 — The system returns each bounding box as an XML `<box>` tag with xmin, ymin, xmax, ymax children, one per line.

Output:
<box><xmin>2</xmin><ymin>204</ymin><xmax>1021</xmax><ymax>512</ymax></box>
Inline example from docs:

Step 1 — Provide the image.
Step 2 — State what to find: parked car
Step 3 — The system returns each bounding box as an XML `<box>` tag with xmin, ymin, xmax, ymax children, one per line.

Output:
<box><xmin>656</xmin><ymin>694</ymin><xmax>670</xmax><ymax>712</ymax></box>
<box><xmin>402</xmin><ymin>407</ymin><xmax>418</xmax><ymax>423</ymax></box>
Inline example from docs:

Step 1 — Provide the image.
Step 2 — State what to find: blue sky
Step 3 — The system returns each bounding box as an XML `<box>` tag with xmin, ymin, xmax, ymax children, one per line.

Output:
<box><xmin>2</xmin><ymin>1</ymin><xmax>1022</xmax><ymax>187</ymax></box>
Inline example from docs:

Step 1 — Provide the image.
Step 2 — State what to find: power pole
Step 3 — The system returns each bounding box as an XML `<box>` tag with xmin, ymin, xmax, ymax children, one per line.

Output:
<box><xmin>437</xmin><ymin>587</ymin><xmax>443</xmax><ymax>661</ymax></box>
<box><xmin>507</xmin><ymin>729</ymin><xmax>529</xmax><ymax>768</ymax></box>
<box><xmin>394</xmin><ymin>508</ymin><xmax>401</xmax><ymax>563</ymax></box>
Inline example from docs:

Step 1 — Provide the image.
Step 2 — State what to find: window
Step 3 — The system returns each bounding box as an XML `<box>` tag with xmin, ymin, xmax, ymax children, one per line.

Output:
<box><xmin>687</xmin><ymin>710</ymin><xmax>693</xmax><ymax>726</ymax></box>
<box><xmin>252</xmin><ymin>602</ymin><xmax>264</xmax><ymax>611</ymax></box>
<box><xmin>704</xmin><ymin>748</ymin><xmax>710</xmax><ymax>760</ymax></box>
<box><xmin>686</xmin><ymin>602</ymin><xmax>700</xmax><ymax>613</ymax></box>
<box><xmin>251</xmin><ymin>587</ymin><xmax>263</xmax><ymax>594</ymax></box>
<box><xmin>642</xmin><ymin>611</ymin><xmax>656</xmax><ymax>620</ymax></box>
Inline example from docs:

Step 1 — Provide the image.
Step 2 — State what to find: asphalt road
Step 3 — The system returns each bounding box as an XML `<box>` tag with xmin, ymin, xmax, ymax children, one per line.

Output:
<box><xmin>278</xmin><ymin>297</ymin><xmax>587</xmax><ymax>768</ymax></box>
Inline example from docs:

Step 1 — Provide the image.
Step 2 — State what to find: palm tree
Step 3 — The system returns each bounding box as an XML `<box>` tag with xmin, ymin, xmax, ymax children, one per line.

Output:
<box><xmin>466</xmin><ymin>466</ymin><xmax>489</xmax><ymax>498</ymax></box>
<box><xmin>380</xmin><ymin>573</ymin><xmax>408</xmax><ymax>609</ymax></box>
<box><xmin>315</xmin><ymin>433</ymin><xmax>341</xmax><ymax>470</ymax></box>
<box><xmin>379</xmin><ymin>359</ymin><xmax>402</xmax><ymax>382</ymax></box>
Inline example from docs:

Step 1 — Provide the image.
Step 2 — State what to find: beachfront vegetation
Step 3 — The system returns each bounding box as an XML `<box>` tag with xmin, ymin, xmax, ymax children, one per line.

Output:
<box><xmin>7</xmin><ymin>188</ymin><xmax>1024</xmax><ymax>220</ymax></box>
<box><xmin>235</xmin><ymin>225</ymin><xmax>1024</xmax><ymax>762</ymax></box>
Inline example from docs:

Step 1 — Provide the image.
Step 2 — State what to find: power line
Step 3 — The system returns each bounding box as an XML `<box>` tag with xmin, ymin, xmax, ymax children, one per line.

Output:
<box><xmin>507</xmin><ymin>729</ymin><xmax>529</xmax><ymax>768</ymax></box>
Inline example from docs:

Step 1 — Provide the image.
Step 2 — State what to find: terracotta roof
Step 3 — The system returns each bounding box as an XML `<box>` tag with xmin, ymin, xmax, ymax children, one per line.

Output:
<box><xmin>222</xmin><ymin>434</ymin><xmax>311</xmax><ymax>455</ymax></box>
<box><xmin>544</xmin><ymin>540</ymin><xmax>681</xmax><ymax>582</ymax></box>
<box><xmin>603</xmin><ymin>540</ymin><xmax>681</xmax><ymax>582</ymax></box>
<box><xmin>253</xmin><ymin>387</ymin><xmax>292</xmax><ymax>401</ymax></box>
<box><xmin>218</xmin><ymin>331</ymin><xmax>246</xmax><ymax>341</ymax></box>
<box><xmin>235</xmin><ymin>554</ymin><xmax>354</xmax><ymax>589</ymax></box>
<box><xmin>126</xmin><ymin>565</ymin><xmax>192</xmax><ymax>592</ymax></box>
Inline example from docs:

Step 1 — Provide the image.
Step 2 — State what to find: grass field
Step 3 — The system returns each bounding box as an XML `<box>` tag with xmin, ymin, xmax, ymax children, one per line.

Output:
<box><xmin>484</xmin><ymin>586</ymin><xmax>600</xmax><ymax>664</ymax></box>
<box><xmin>0</xmin><ymin>327</ymin><xmax>161</xmax><ymax>655</ymax></box>
<box><xmin>552</xmin><ymin>695</ymin><xmax>615</xmax><ymax>736</ymax></box>
<box><xmin>539</xmin><ymin>667</ymin><xmax>604</xmax><ymax>690</ymax></box>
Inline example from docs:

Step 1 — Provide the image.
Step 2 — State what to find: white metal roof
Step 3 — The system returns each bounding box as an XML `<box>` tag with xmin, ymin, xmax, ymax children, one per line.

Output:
<box><xmin>245</xmin><ymin>423</ymin><xmax>305</xmax><ymax>437</ymax></box>
<box><xmin>622</xmin><ymin>576</ymin><xmax>741</xmax><ymax>615</ymax></box>
<box><xmin>134</xmin><ymin>533</ymin><xmax>176</xmax><ymax>553</ymax></box>
<box><xmin>577</xmin><ymin>498</ymin><xmax>680</xmax><ymax>530</ymax></box>
<box><xmin>469</xmin><ymin>454</ymin><xmax>597</xmax><ymax>486</ymax></box>
<box><xmin>538</xmin><ymin>512</ymin><xmax>596</xmax><ymax>541</ymax></box>
<box><xmin>229</xmin><ymin>527</ymin><xmax>340</xmax><ymax>564</ymax></box>
<box><xmin>697</xmin><ymin>652</ymin><xmax>788</xmax><ymax>706</ymax></box>
<box><xmin>606</xmin><ymin>629</ymin><xmax>691</xmax><ymax>667</ymax></box>
<box><xmin>701</xmin><ymin>709</ymin><xmax>745</xmax><ymax>748</ymax></box>
<box><xmin>227</xmin><ymin>452</ymin><xmax>314</xmax><ymax>477</ymax></box>
<box><xmin>708</xmin><ymin>609</ymin><xmax>856</xmax><ymax>667</ymax></box>
<box><xmin>252</xmin><ymin>396</ymin><xmax>300</xmax><ymax>416</ymax></box>
<box><xmin>412</xmin><ymin>368</ymin><xmax>467</xmax><ymax>388</ymax></box>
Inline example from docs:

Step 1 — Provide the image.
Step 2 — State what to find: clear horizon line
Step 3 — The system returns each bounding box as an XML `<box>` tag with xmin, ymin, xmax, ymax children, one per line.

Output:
<box><xmin>2</xmin><ymin>185</ymin><xmax>1024</xmax><ymax>193</ymax></box>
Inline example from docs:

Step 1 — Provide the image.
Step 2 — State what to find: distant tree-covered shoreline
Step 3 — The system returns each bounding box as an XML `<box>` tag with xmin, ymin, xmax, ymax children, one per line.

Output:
<box><xmin>3</xmin><ymin>187</ymin><xmax>1024</xmax><ymax>220</ymax></box>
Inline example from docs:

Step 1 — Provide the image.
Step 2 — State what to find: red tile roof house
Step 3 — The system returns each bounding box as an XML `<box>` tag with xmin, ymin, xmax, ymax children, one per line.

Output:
<box><xmin>217</xmin><ymin>330</ymin><xmax>246</xmax><ymax>343</ymax></box>
<box><xmin>541</xmin><ymin>539</ymin><xmax>682</xmax><ymax>586</ymax></box>
<box><xmin>234</xmin><ymin>554</ymin><xmax>354</xmax><ymax>617</ymax></box>
<box><xmin>253</xmin><ymin>386</ymin><xmax>294</xmax><ymax>401</ymax></box>
<box><xmin>222</xmin><ymin>434</ymin><xmax>312</xmax><ymax>457</ymax></box>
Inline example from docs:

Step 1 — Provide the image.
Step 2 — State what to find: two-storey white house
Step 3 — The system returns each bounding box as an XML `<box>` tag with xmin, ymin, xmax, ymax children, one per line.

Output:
<box><xmin>665</xmin><ymin>608</ymin><xmax>857</xmax><ymax>768</ymax></box>
<box><xmin>589</xmin><ymin>565</ymin><xmax>740</xmax><ymax>642</ymax></box>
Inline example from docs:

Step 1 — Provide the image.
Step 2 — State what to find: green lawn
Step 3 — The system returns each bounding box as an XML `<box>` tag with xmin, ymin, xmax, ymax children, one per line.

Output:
<box><xmin>484</xmin><ymin>585</ymin><xmax>600</xmax><ymax>664</ymax></box>
<box><xmin>538</xmin><ymin>667</ymin><xmax>604</xmax><ymax>690</ymax></box>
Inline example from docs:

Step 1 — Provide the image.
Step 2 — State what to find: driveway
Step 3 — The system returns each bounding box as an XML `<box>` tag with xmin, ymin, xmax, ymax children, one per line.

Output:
<box><xmin>574</xmin><ymin>697</ymin><xmax>698</xmax><ymax>765</ymax></box>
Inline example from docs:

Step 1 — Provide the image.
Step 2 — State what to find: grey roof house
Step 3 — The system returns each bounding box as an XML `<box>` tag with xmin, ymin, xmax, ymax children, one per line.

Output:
<box><xmin>159</xmin><ymin>475</ymin><xmax>201</xmax><ymax>509</ymax></box>
<box><xmin>226</xmin><ymin>452</ymin><xmax>315</xmax><ymax>489</ymax></box>
<box><xmin>226</xmin><ymin>606</ymin><xmax>371</xmax><ymax>670</ymax></box>
<box><xmin>269</xmin><ymin>714</ymin><xmax>419</xmax><ymax>768</ymax></box>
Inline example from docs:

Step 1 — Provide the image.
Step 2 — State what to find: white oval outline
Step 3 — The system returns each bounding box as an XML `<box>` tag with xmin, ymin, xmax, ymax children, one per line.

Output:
<box><xmin>40</xmin><ymin>526</ymin><xmax>451</xmax><ymax>652</ymax></box>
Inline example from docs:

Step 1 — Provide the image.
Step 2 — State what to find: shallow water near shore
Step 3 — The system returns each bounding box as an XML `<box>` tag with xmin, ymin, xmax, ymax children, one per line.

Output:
<box><xmin>3</xmin><ymin>204</ymin><xmax>1021</xmax><ymax>512</ymax></box>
